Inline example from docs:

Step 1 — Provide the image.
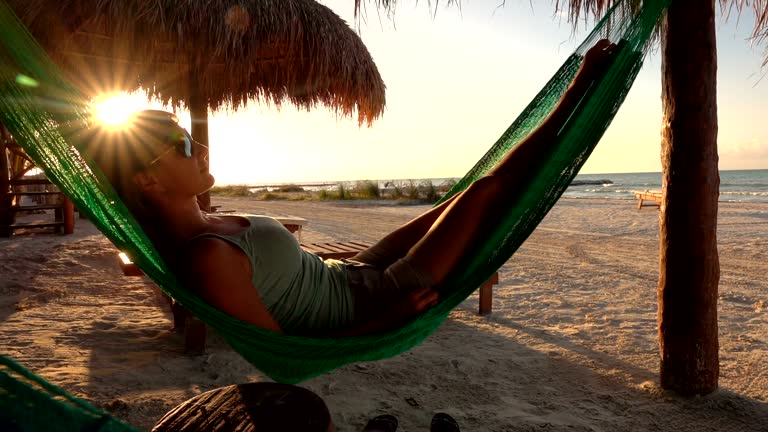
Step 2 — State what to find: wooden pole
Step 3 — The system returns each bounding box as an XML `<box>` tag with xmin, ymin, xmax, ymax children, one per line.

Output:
<box><xmin>188</xmin><ymin>69</ymin><xmax>211</xmax><ymax>212</ymax></box>
<box><xmin>0</xmin><ymin>123</ymin><xmax>12</xmax><ymax>235</ymax></box>
<box><xmin>62</xmin><ymin>198</ymin><xmax>75</xmax><ymax>234</ymax></box>
<box><xmin>658</xmin><ymin>0</ymin><xmax>720</xmax><ymax>395</ymax></box>
<box><xmin>0</xmin><ymin>123</ymin><xmax>9</xmax><ymax>195</ymax></box>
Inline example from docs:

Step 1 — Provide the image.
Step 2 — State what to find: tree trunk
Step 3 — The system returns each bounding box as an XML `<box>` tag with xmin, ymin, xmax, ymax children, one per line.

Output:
<box><xmin>658</xmin><ymin>0</ymin><xmax>720</xmax><ymax>395</ymax></box>
<box><xmin>188</xmin><ymin>71</ymin><xmax>211</xmax><ymax>212</ymax></box>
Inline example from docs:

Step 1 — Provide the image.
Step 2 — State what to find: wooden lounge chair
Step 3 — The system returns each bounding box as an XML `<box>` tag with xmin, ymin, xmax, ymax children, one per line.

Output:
<box><xmin>633</xmin><ymin>189</ymin><xmax>662</xmax><ymax>209</ymax></box>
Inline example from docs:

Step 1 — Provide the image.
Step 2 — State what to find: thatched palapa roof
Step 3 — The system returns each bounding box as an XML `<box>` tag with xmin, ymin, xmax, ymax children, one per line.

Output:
<box><xmin>10</xmin><ymin>0</ymin><xmax>386</xmax><ymax>125</ymax></box>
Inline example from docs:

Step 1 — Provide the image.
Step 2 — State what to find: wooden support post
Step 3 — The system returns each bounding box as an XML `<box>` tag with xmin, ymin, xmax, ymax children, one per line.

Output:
<box><xmin>183</xmin><ymin>317</ymin><xmax>207</xmax><ymax>355</ymax></box>
<box><xmin>170</xmin><ymin>300</ymin><xmax>188</xmax><ymax>333</ymax></box>
<box><xmin>188</xmin><ymin>70</ymin><xmax>211</xmax><ymax>213</ymax></box>
<box><xmin>478</xmin><ymin>273</ymin><xmax>499</xmax><ymax>315</ymax></box>
<box><xmin>170</xmin><ymin>299</ymin><xmax>206</xmax><ymax>355</ymax></box>
<box><xmin>658</xmin><ymin>0</ymin><xmax>720</xmax><ymax>396</ymax></box>
<box><xmin>62</xmin><ymin>198</ymin><xmax>74</xmax><ymax>234</ymax></box>
<box><xmin>0</xmin><ymin>134</ymin><xmax>11</xmax><ymax>237</ymax></box>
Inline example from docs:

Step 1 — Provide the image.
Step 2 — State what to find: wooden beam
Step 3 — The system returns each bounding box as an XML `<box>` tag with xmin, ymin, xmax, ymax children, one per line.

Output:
<box><xmin>188</xmin><ymin>68</ymin><xmax>211</xmax><ymax>213</ymax></box>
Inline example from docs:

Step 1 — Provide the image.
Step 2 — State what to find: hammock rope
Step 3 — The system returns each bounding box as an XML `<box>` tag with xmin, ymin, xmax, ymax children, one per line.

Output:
<box><xmin>0</xmin><ymin>355</ymin><xmax>139</xmax><ymax>432</ymax></box>
<box><xmin>0</xmin><ymin>0</ymin><xmax>670</xmax><ymax>389</ymax></box>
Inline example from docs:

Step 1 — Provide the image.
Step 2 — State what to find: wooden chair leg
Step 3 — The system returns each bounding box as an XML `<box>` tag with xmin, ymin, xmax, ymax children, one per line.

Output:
<box><xmin>170</xmin><ymin>300</ymin><xmax>188</xmax><ymax>332</ymax></box>
<box><xmin>478</xmin><ymin>272</ymin><xmax>499</xmax><ymax>315</ymax></box>
<box><xmin>184</xmin><ymin>316</ymin><xmax>207</xmax><ymax>355</ymax></box>
<box><xmin>169</xmin><ymin>299</ymin><xmax>207</xmax><ymax>354</ymax></box>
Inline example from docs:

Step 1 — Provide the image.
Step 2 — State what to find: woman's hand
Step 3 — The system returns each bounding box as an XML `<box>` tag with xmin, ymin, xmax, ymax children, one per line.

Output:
<box><xmin>389</xmin><ymin>287</ymin><xmax>440</xmax><ymax>324</ymax></box>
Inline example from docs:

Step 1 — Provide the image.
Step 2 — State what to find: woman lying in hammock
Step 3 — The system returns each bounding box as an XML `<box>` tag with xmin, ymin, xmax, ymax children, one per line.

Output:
<box><xmin>83</xmin><ymin>40</ymin><xmax>616</xmax><ymax>337</ymax></box>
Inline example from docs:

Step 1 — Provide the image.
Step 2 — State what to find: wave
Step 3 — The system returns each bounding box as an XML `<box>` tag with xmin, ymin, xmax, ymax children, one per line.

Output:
<box><xmin>569</xmin><ymin>179</ymin><xmax>613</xmax><ymax>186</ymax></box>
<box><xmin>721</xmin><ymin>191</ymin><xmax>768</xmax><ymax>197</ymax></box>
<box><xmin>721</xmin><ymin>183</ymin><xmax>768</xmax><ymax>188</ymax></box>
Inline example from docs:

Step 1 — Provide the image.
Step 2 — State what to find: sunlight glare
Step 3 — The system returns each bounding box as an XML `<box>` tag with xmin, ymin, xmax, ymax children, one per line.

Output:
<box><xmin>91</xmin><ymin>92</ymin><xmax>148</xmax><ymax>129</ymax></box>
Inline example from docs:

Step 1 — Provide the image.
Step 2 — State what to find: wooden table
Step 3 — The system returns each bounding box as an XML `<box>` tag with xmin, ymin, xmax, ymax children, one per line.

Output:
<box><xmin>273</xmin><ymin>216</ymin><xmax>306</xmax><ymax>242</ymax></box>
<box><xmin>210</xmin><ymin>206</ymin><xmax>306</xmax><ymax>242</ymax></box>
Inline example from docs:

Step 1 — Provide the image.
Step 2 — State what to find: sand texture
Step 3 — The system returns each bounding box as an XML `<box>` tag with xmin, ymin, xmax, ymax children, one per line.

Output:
<box><xmin>1</xmin><ymin>198</ymin><xmax>767</xmax><ymax>431</ymax></box>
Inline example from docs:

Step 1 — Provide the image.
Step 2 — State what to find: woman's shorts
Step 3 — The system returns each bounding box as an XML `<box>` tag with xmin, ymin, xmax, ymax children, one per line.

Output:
<box><xmin>343</xmin><ymin>252</ymin><xmax>434</xmax><ymax>315</ymax></box>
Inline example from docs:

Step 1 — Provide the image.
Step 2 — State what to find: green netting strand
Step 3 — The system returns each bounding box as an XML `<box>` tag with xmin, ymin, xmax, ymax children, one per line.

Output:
<box><xmin>0</xmin><ymin>356</ymin><xmax>139</xmax><ymax>432</ymax></box>
<box><xmin>0</xmin><ymin>0</ymin><xmax>670</xmax><ymax>389</ymax></box>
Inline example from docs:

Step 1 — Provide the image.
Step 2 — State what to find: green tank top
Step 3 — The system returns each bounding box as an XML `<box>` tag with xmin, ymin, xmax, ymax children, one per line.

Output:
<box><xmin>192</xmin><ymin>215</ymin><xmax>354</xmax><ymax>333</ymax></box>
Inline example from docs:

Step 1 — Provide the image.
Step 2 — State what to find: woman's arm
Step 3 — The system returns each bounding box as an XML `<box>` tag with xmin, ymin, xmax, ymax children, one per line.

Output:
<box><xmin>184</xmin><ymin>238</ymin><xmax>283</xmax><ymax>333</ymax></box>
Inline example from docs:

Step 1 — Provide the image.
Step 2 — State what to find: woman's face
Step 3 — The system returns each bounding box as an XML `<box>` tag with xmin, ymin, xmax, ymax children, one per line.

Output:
<box><xmin>141</xmin><ymin>131</ymin><xmax>215</xmax><ymax>198</ymax></box>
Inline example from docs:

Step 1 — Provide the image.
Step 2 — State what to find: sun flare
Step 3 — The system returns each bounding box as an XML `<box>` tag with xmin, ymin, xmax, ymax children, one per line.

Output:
<box><xmin>91</xmin><ymin>92</ymin><xmax>148</xmax><ymax>129</ymax></box>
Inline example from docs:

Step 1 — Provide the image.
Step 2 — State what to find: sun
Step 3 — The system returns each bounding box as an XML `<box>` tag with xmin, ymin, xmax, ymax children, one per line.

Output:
<box><xmin>91</xmin><ymin>92</ymin><xmax>148</xmax><ymax>129</ymax></box>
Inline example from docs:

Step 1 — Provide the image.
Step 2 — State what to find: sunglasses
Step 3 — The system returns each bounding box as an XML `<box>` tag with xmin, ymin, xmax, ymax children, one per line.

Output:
<box><xmin>147</xmin><ymin>129</ymin><xmax>207</xmax><ymax>166</ymax></box>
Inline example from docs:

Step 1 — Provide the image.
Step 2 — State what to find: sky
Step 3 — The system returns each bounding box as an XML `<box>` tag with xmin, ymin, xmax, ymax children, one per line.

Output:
<box><xmin>99</xmin><ymin>1</ymin><xmax>768</xmax><ymax>185</ymax></box>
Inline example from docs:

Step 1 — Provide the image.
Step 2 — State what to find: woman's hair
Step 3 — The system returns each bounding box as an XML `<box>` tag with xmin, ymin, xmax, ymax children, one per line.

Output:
<box><xmin>80</xmin><ymin>110</ymin><xmax>184</xmax><ymax>192</ymax></box>
<box><xmin>77</xmin><ymin>109</ymin><xmax>189</xmax><ymax>247</ymax></box>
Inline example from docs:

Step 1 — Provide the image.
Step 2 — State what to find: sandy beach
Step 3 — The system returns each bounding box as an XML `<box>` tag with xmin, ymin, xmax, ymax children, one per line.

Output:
<box><xmin>1</xmin><ymin>197</ymin><xmax>767</xmax><ymax>431</ymax></box>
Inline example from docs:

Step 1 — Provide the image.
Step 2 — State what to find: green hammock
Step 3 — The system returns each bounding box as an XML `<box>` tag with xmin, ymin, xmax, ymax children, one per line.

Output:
<box><xmin>0</xmin><ymin>356</ymin><xmax>139</xmax><ymax>432</ymax></box>
<box><xmin>0</xmin><ymin>0</ymin><xmax>670</xmax><ymax>390</ymax></box>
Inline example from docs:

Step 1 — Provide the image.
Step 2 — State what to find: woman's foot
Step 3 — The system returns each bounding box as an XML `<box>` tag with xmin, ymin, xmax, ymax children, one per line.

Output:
<box><xmin>430</xmin><ymin>412</ymin><xmax>460</xmax><ymax>432</ymax></box>
<box><xmin>363</xmin><ymin>414</ymin><xmax>398</xmax><ymax>432</ymax></box>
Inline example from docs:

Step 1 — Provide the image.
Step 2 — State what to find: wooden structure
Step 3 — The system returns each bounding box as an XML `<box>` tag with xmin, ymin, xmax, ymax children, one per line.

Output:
<box><xmin>9</xmin><ymin>0</ymin><xmax>387</xmax><ymax>212</ymax></box>
<box><xmin>633</xmin><ymin>190</ymin><xmax>662</xmax><ymax>209</ymax></box>
<box><xmin>119</xmin><ymin>221</ymin><xmax>500</xmax><ymax>353</ymax></box>
<box><xmin>0</xmin><ymin>127</ymin><xmax>74</xmax><ymax>237</ymax></box>
<box><xmin>153</xmin><ymin>382</ymin><xmax>333</xmax><ymax>432</ymax></box>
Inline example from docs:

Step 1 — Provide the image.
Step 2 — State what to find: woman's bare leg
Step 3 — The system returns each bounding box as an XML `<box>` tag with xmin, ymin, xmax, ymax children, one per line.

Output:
<box><xmin>357</xmin><ymin>40</ymin><xmax>617</xmax><ymax>271</ymax></box>
<box><xmin>405</xmin><ymin>175</ymin><xmax>510</xmax><ymax>285</ymax></box>
<box><xmin>351</xmin><ymin>193</ymin><xmax>461</xmax><ymax>267</ymax></box>
<box><xmin>337</xmin><ymin>40</ymin><xmax>618</xmax><ymax>335</ymax></box>
<box><xmin>405</xmin><ymin>41</ymin><xmax>619</xmax><ymax>286</ymax></box>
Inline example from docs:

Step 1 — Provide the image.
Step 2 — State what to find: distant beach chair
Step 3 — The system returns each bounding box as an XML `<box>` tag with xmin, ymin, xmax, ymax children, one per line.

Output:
<box><xmin>633</xmin><ymin>189</ymin><xmax>662</xmax><ymax>209</ymax></box>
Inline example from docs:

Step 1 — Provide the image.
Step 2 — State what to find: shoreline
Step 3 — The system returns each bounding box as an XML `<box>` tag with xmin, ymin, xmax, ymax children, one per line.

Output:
<box><xmin>211</xmin><ymin>191</ymin><xmax>768</xmax><ymax>205</ymax></box>
<box><xmin>1</xmin><ymin>197</ymin><xmax>767</xmax><ymax>431</ymax></box>
<box><xmin>211</xmin><ymin>168</ymin><xmax>768</xmax><ymax>204</ymax></box>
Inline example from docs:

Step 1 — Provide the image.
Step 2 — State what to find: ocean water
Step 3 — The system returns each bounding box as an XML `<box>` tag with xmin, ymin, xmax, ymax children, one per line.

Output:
<box><xmin>564</xmin><ymin>169</ymin><xmax>768</xmax><ymax>203</ymax></box>
<box><xmin>249</xmin><ymin>169</ymin><xmax>768</xmax><ymax>203</ymax></box>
